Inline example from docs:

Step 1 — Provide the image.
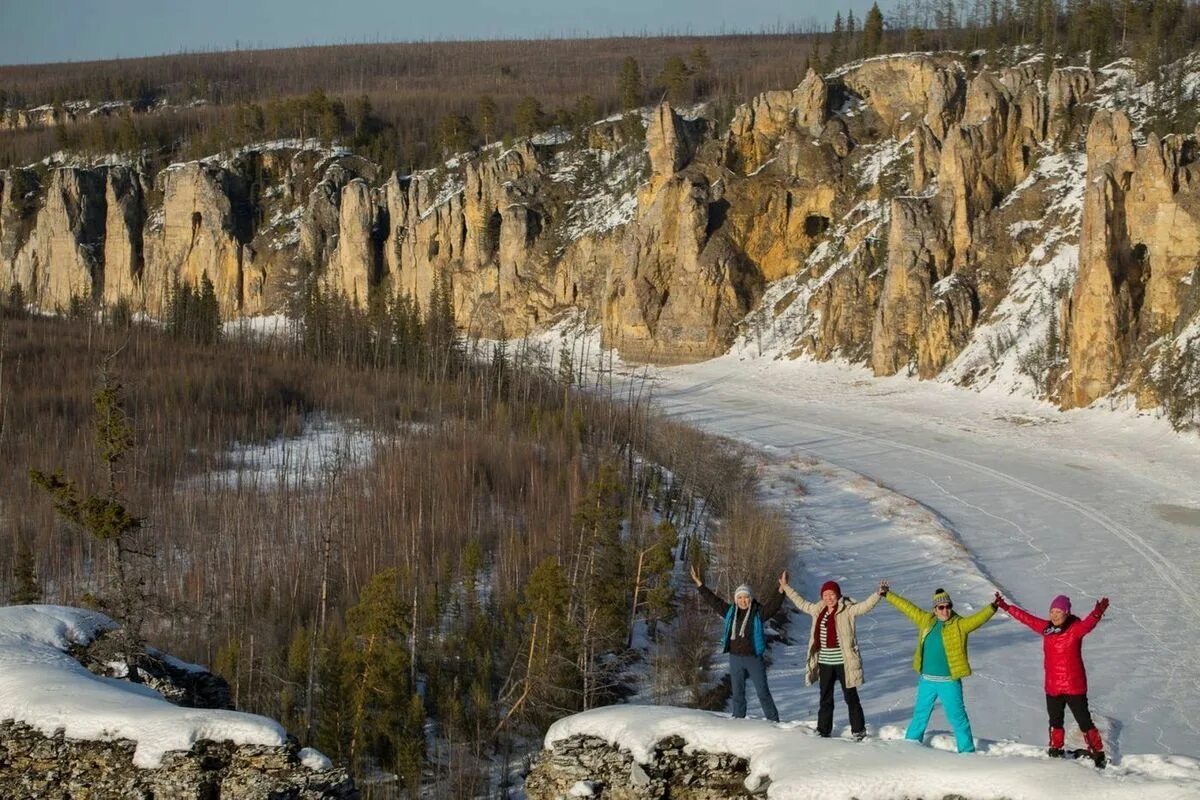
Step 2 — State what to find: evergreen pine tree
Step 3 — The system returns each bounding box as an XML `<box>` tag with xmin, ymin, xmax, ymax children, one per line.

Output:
<box><xmin>29</xmin><ymin>362</ymin><xmax>149</xmax><ymax>675</ymax></box>
<box><xmin>571</xmin><ymin>464</ymin><xmax>629</xmax><ymax>707</ymax></box>
<box><xmin>864</xmin><ymin>3</ymin><xmax>886</xmax><ymax>56</ymax></box>
<box><xmin>618</xmin><ymin>57</ymin><xmax>644</xmax><ymax>110</ymax></box>
<box><xmin>513</xmin><ymin>557</ymin><xmax>573</xmax><ymax>727</ymax></box>
<box><xmin>6</xmin><ymin>282</ymin><xmax>26</xmax><ymax>317</ymax></box>
<box><xmin>514</xmin><ymin>96</ymin><xmax>545</xmax><ymax>137</ymax></box>
<box><xmin>658</xmin><ymin>56</ymin><xmax>693</xmax><ymax>105</ymax></box>
<box><xmin>424</xmin><ymin>269</ymin><xmax>460</xmax><ymax>379</ymax></box>
<box><xmin>831</xmin><ymin>12</ymin><xmax>846</xmax><ymax>66</ymax></box>
<box><xmin>9</xmin><ymin>538</ymin><xmax>42</xmax><ymax>604</ymax></box>
<box><xmin>478</xmin><ymin>95</ymin><xmax>498</xmax><ymax>144</ymax></box>
<box><xmin>344</xmin><ymin>568</ymin><xmax>418</xmax><ymax>776</ymax></box>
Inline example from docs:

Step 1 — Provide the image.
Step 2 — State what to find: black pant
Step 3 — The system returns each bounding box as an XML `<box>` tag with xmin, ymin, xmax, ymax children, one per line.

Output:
<box><xmin>1046</xmin><ymin>693</ymin><xmax>1095</xmax><ymax>731</ymax></box>
<box><xmin>818</xmin><ymin>662</ymin><xmax>865</xmax><ymax>736</ymax></box>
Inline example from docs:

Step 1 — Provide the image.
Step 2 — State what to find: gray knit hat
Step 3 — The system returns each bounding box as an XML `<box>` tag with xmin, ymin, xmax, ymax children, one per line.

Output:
<box><xmin>734</xmin><ymin>584</ymin><xmax>753</xmax><ymax>599</ymax></box>
<box><xmin>932</xmin><ymin>588</ymin><xmax>952</xmax><ymax>607</ymax></box>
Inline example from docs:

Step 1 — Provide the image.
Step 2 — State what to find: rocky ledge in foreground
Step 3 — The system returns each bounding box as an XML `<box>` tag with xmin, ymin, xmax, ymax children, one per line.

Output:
<box><xmin>0</xmin><ymin>719</ymin><xmax>356</xmax><ymax>799</ymax></box>
<box><xmin>0</xmin><ymin>605</ymin><xmax>356</xmax><ymax>799</ymax></box>
<box><xmin>524</xmin><ymin>733</ymin><xmax>760</xmax><ymax>799</ymax></box>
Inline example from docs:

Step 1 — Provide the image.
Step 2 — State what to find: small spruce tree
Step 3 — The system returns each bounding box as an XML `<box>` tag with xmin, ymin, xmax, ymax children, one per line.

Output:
<box><xmin>29</xmin><ymin>360</ymin><xmax>149</xmax><ymax>676</ymax></box>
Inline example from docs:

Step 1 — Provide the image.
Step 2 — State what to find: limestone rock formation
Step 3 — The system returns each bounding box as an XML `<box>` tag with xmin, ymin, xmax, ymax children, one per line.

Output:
<box><xmin>605</xmin><ymin>172</ymin><xmax>762</xmax><ymax>363</ymax></box>
<box><xmin>12</xmin><ymin>168</ymin><xmax>107</xmax><ymax>310</ymax></box>
<box><xmin>726</xmin><ymin>69</ymin><xmax>828</xmax><ymax>174</ymax></box>
<box><xmin>871</xmin><ymin>197</ymin><xmax>957</xmax><ymax>376</ymax></box>
<box><xmin>102</xmin><ymin>166</ymin><xmax>146</xmax><ymax>307</ymax></box>
<box><xmin>7</xmin><ymin>52</ymin><xmax>1200</xmax><ymax>415</ymax></box>
<box><xmin>145</xmin><ymin>162</ymin><xmax>254</xmax><ymax>315</ymax></box>
<box><xmin>840</xmin><ymin>54</ymin><xmax>965</xmax><ymax>140</ymax></box>
<box><xmin>1065</xmin><ymin>109</ymin><xmax>1200</xmax><ymax>408</ymax></box>
<box><xmin>525</xmin><ymin>734</ymin><xmax>760</xmax><ymax>800</ymax></box>
<box><xmin>324</xmin><ymin>178</ymin><xmax>379</xmax><ymax>305</ymax></box>
<box><xmin>0</xmin><ymin>721</ymin><xmax>357</xmax><ymax>800</ymax></box>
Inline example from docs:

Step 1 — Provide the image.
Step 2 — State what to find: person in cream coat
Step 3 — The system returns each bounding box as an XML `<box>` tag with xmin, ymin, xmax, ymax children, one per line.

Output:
<box><xmin>779</xmin><ymin>573</ymin><xmax>886</xmax><ymax>740</ymax></box>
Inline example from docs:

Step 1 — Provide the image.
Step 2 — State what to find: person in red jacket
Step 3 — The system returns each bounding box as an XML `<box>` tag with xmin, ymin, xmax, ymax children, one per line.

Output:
<box><xmin>994</xmin><ymin>591</ymin><xmax>1110</xmax><ymax>768</ymax></box>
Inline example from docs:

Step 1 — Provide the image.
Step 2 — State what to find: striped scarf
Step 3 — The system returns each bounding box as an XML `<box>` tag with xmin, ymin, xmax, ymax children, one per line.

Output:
<box><xmin>817</xmin><ymin>607</ymin><xmax>843</xmax><ymax>665</ymax></box>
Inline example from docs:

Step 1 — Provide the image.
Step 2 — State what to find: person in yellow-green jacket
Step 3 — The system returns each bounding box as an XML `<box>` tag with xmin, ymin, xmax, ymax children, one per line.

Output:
<box><xmin>881</xmin><ymin>581</ymin><xmax>998</xmax><ymax>753</ymax></box>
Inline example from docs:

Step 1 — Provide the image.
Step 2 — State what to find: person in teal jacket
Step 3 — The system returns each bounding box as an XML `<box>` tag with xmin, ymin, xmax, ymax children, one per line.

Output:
<box><xmin>882</xmin><ymin>582</ymin><xmax>998</xmax><ymax>753</ymax></box>
<box><xmin>690</xmin><ymin>565</ymin><xmax>784</xmax><ymax>722</ymax></box>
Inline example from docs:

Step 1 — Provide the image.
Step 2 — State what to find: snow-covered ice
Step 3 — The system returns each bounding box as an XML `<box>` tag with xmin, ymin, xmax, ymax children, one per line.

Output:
<box><xmin>0</xmin><ymin>605</ymin><xmax>287</xmax><ymax>768</ymax></box>
<box><xmin>637</xmin><ymin>351</ymin><xmax>1200</xmax><ymax>762</ymax></box>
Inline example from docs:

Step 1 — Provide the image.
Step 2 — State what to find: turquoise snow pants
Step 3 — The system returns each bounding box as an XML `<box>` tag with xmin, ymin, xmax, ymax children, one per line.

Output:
<box><xmin>905</xmin><ymin>676</ymin><xmax>975</xmax><ymax>753</ymax></box>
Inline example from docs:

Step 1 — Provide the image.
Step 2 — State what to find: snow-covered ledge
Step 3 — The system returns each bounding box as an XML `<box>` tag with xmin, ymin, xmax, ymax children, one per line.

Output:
<box><xmin>0</xmin><ymin>605</ymin><xmax>355</xmax><ymax>798</ymax></box>
<box><xmin>527</xmin><ymin>706</ymin><xmax>1200</xmax><ymax>800</ymax></box>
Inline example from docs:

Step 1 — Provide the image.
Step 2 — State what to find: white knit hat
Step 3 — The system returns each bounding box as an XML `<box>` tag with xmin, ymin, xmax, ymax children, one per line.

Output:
<box><xmin>734</xmin><ymin>584</ymin><xmax>753</xmax><ymax>599</ymax></box>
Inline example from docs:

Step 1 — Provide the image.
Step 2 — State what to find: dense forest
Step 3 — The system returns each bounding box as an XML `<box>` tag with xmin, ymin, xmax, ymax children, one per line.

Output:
<box><xmin>0</xmin><ymin>282</ymin><xmax>792</xmax><ymax>797</ymax></box>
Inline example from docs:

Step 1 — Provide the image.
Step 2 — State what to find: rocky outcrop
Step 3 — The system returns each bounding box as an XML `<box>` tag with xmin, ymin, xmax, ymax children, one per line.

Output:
<box><xmin>726</xmin><ymin>69</ymin><xmax>828</xmax><ymax>174</ymax></box>
<box><xmin>1065</xmin><ymin>109</ymin><xmax>1200</xmax><ymax>408</ymax></box>
<box><xmin>605</xmin><ymin>172</ymin><xmax>762</xmax><ymax>363</ymax></box>
<box><xmin>324</xmin><ymin>178</ymin><xmax>379</xmax><ymax>305</ymax></box>
<box><xmin>0</xmin><ymin>606</ymin><xmax>357</xmax><ymax>799</ymax></box>
<box><xmin>872</xmin><ymin>197</ymin><xmax>957</xmax><ymax>376</ymax></box>
<box><xmin>23</xmin><ymin>168</ymin><xmax>107</xmax><ymax>309</ymax></box>
<box><xmin>102</xmin><ymin>166</ymin><xmax>146</xmax><ymax>306</ymax></box>
<box><xmin>524</xmin><ymin>734</ymin><xmax>760</xmax><ymax>800</ymax></box>
<box><xmin>9</xmin><ymin>52</ymin><xmax>1200</xmax><ymax>412</ymax></box>
<box><xmin>145</xmin><ymin>162</ymin><xmax>255</xmax><ymax>314</ymax></box>
<box><xmin>869</xmin><ymin>60</ymin><xmax>1095</xmax><ymax>377</ymax></box>
<box><xmin>840</xmin><ymin>54</ymin><xmax>965</xmax><ymax>140</ymax></box>
<box><xmin>0</xmin><ymin>720</ymin><xmax>356</xmax><ymax>800</ymax></box>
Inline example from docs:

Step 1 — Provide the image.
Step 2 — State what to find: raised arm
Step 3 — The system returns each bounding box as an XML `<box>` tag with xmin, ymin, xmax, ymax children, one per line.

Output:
<box><xmin>995</xmin><ymin>594</ymin><xmax>1047</xmax><ymax>634</ymax></box>
<box><xmin>696</xmin><ymin>584</ymin><xmax>731</xmax><ymax>616</ymax></box>
<box><xmin>779</xmin><ymin>572</ymin><xmax>821</xmax><ymax>616</ymax></box>
<box><xmin>959</xmin><ymin>600</ymin><xmax>998</xmax><ymax>633</ymax></box>
<box><xmin>760</xmin><ymin>586</ymin><xmax>787</xmax><ymax>619</ymax></box>
<box><xmin>1075</xmin><ymin>597</ymin><xmax>1109</xmax><ymax>637</ymax></box>
<box><xmin>691</xmin><ymin>565</ymin><xmax>730</xmax><ymax>616</ymax></box>
<box><xmin>845</xmin><ymin>590</ymin><xmax>883</xmax><ymax>618</ymax></box>
<box><xmin>884</xmin><ymin>591</ymin><xmax>932</xmax><ymax>627</ymax></box>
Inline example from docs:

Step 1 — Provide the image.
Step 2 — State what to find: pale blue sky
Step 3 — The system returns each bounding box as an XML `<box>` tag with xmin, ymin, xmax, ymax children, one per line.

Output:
<box><xmin>0</xmin><ymin>0</ymin><xmax>883</xmax><ymax>65</ymax></box>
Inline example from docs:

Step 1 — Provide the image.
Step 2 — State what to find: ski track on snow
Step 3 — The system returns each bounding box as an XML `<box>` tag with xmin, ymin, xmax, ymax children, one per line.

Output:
<box><xmin>787</xmin><ymin>417</ymin><xmax>1199</xmax><ymax>621</ymax></box>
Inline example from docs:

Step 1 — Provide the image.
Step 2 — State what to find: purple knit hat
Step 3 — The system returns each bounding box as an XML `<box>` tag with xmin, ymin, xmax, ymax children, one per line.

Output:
<box><xmin>1050</xmin><ymin>595</ymin><xmax>1072</xmax><ymax>614</ymax></box>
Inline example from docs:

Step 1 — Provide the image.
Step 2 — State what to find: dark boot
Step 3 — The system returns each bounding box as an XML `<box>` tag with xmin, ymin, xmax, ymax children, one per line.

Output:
<box><xmin>1084</xmin><ymin>727</ymin><xmax>1106</xmax><ymax>769</ymax></box>
<box><xmin>1047</xmin><ymin>726</ymin><xmax>1065</xmax><ymax>758</ymax></box>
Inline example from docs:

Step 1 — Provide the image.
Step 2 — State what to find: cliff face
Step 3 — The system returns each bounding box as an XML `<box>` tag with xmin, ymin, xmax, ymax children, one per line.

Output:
<box><xmin>4</xmin><ymin>54</ymin><xmax>1200</xmax><ymax>411</ymax></box>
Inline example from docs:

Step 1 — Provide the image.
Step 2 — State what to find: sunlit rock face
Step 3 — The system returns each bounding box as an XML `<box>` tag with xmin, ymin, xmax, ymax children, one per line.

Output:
<box><xmin>9</xmin><ymin>52</ymin><xmax>1200</xmax><ymax>404</ymax></box>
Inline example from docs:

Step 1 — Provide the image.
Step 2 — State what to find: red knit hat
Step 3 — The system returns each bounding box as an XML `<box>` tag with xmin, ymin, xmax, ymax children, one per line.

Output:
<box><xmin>820</xmin><ymin>580</ymin><xmax>842</xmax><ymax>597</ymax></box>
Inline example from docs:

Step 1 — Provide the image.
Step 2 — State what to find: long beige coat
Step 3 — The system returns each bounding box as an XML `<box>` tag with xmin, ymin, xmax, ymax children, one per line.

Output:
<box><xmin>782</xmin><ymin>586</ymin><xmax>882</xmax><ymax>688</ymax></box>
